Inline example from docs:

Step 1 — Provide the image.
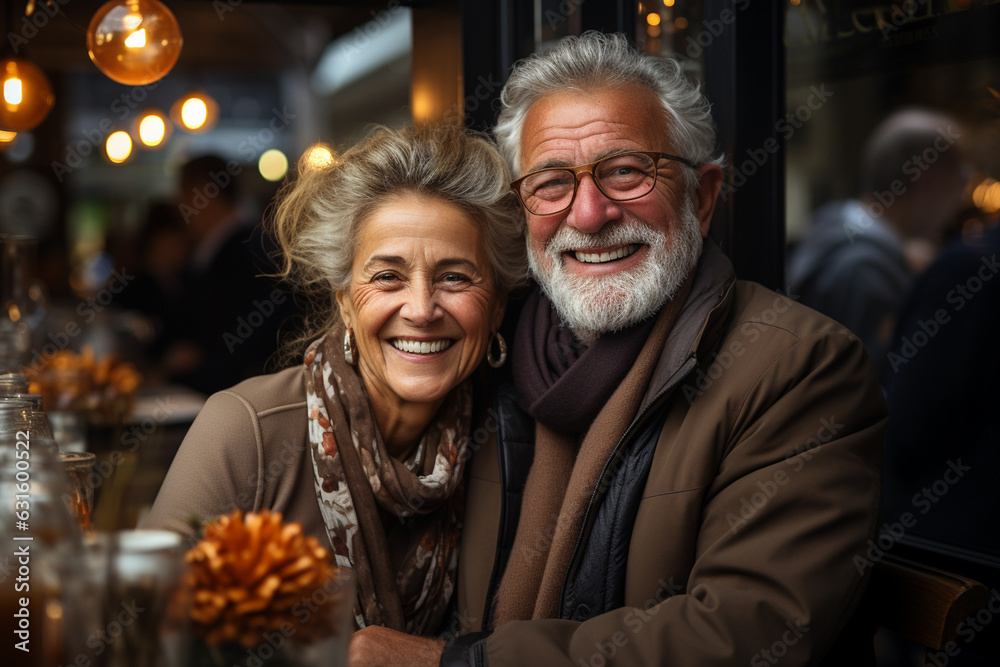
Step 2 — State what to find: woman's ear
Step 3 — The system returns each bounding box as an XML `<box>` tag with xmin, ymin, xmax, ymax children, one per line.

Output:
<box><xmin>491</xmin><ymin>295</ymin><xmax>507</xmax><ymax>333</ymax></box>
<box><xmin>335</xmin><ymin>289</ymin><xmax>353</xmax><ymax>330</ymax></box>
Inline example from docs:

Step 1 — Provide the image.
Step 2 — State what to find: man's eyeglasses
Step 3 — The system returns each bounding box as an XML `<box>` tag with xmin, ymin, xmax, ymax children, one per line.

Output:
<box><xmin>510</xmin><ymin>151</ymin><xmax>696</xmax><ymax>216</ymax></box>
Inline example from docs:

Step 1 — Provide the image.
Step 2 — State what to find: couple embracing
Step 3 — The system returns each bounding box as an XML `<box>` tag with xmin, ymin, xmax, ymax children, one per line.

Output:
<box><xmin>147</xmin><ymin>32</ymin><xmax>884</xmax><ymax>667</ymax></box>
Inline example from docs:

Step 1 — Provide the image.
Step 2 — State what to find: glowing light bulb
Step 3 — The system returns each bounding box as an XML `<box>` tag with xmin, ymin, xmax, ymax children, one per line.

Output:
<box><xmin>0</xmin><ymin>130</ymin><xmax>16</xmax><ymax>143</ymax></box>
<box><xmin>138</xmin><ymin>111</ymin><xmax>168</xmax><ymax>147</ymax></box>
<box><xmin>87</xmin><ymin>0</ymin><xmax>182</xmax><ymax>85</ymax></box>
<box><xmin>125</xmin><ymin>28</ymin><xmax>147</xmax><ymax>48</ymax></box>
<box><xmin>3</xmin><ymin>78</ymin><xmax>22</xmax><ymax>105</ymax></box>
<box><xmin>0</xmin><ymin>58</ymin><xmax>54</xmax><ymax>131</ymax></box>
<box><xmin>106</xmin><ymin>130</ymin><xmax>133</xmax><ymax>163</ymax></box>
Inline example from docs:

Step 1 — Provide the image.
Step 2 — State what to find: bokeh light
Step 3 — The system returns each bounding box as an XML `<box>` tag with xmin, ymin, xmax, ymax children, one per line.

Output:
<box><xmin>171</xmin><ymin>91</ymin><xmax>219</xmax><ymax>134</ymax></box>
<box><xmin>106</xmin><ymin>130</ymin><xmax>133</xmax><ymax>163</ymax></box>
<box><xmin>137</xmin><ymin>109</ymin><xmax>169</xmax><ymax>147</ymax></box>
<box><xmin>259</xmin><ymin>149</ymin><xmax>289</xmax><ymax>182</ymax></box>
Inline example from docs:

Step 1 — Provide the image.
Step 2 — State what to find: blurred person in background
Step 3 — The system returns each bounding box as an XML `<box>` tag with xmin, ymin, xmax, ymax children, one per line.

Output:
<box><xmin>111</xmin><ymin>200</ymin><xmax>190</xmax><ymax>382</ymax></box>
<box><xmin>787</xmin><ymin>108</ymin><xmax>967</xmax><ymax>384</ymax></box>
<box><xmin>167</xmin><ymin>154</ymin><xmax>299</xmax><ymax>395</ymax></box>
<box><xmin>883</xmin><ymin>218</ymin><xmax>1000</xmax><ymax>555</ymax></box>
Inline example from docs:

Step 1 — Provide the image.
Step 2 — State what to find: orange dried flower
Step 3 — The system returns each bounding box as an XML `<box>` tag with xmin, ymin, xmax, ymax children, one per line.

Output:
<box><xmin>185</xmin><ymin>510</ymin><xmax>338</xmax><ymax>648</ymax></box>
<box><xmin>25</xmin><ymin>346</ymin><xmax>140</xmax><ymax>419</ymax></box>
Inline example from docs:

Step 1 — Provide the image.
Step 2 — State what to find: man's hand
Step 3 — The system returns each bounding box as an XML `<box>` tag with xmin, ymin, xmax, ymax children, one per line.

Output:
<box><xmin>348</xmin><ymin>625</ymin><xmax>445</xmax><ymax>667</ymax></box>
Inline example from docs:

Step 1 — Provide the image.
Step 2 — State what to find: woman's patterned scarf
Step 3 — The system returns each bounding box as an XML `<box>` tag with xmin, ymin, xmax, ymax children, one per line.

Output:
<box><xmin>303</xmin><ymin>330</ymin><xmax>470</xmax><ymax>634</ymax></box>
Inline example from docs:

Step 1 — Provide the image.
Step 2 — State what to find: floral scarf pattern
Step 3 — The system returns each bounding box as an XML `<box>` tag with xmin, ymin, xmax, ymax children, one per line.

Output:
<box><xmin>303</xmin><ymin>330</ymin><xmax>470</xmax><ymax>634</ymax></box>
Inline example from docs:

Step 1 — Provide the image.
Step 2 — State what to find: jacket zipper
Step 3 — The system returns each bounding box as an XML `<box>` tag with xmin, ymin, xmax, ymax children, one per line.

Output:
<box><xmin>556</xmin><ymin>356</ymin><xmax>699</xmax><ymax>617</ymax></box>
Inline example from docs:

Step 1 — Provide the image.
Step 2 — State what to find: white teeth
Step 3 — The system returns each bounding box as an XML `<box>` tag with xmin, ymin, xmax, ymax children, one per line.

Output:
<box><xmin>391</xmin><ymin>339</ymin><xmax>452</xmax><ymax>354</ymax></box>
<box><xmin>574</xmin><ymin>244</ymin><xmax>640</xmax><ymax>264</ymax></box>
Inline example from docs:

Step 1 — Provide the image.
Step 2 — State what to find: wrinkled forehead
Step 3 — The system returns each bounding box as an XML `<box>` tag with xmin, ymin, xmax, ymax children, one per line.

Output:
<box><xmin>519</xmin><ymin>85</ymin><xmax>673</xmax><ymax>175</ymax></box>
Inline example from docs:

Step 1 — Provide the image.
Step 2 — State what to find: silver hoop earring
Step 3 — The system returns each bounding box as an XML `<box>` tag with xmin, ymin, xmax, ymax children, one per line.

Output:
<box><xmin>486</xmin><ymin>331</ymin><xmax>507</xmax><ymax>368</ymax></box>
<box><xmin>343</xmin><ymin>328</ymin><xmax>357</xmax><ymax>366</ymax></box>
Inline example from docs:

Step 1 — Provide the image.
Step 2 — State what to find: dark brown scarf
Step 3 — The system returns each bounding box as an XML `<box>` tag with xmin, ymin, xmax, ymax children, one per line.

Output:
<box><xmin>495</xmin><ymin>279</ymin><xmax>692</xmax><ymax>624</ymax></box>
<box><xmin>304</xmin><ymin>330</ymin><xmax>470</xmax><ymax>635</ymax></box>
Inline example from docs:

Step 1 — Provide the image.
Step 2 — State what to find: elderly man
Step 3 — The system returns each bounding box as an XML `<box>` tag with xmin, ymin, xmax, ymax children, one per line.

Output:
<box><xmin>351</xmin><ymin>32</ymin><xmax>884</xmax><ymax>667</ymax></box>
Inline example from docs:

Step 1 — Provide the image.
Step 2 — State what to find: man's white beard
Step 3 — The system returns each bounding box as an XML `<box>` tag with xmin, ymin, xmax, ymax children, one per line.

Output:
<box><xmin>528</xmin><ymin>198</ymin><xmax>703</xmax><ymax>341</ymax></box>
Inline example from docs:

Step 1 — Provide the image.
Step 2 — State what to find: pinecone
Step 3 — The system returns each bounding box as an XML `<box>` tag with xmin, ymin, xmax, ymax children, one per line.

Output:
<box><xmin>185</xmin><ymin>510</ymin><xmax>340</xmax><ymax>648</ymax></box>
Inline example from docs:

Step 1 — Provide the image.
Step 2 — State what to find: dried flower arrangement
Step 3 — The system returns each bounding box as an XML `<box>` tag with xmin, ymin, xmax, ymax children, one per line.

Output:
<box><xmin>184</xmin><ymin>510</ymin><xmax>352</xmax><ymax>666</ymax></box>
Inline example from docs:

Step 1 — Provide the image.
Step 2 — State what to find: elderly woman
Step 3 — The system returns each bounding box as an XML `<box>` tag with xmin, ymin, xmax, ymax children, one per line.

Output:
<box><xmin>144</xmin><ymin>123</ymin><xmax>526</xmax><ymax>636</ymax></box>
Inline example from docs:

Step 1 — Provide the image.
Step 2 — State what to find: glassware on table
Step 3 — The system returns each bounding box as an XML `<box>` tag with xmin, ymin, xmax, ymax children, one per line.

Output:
<box><xmin>0</xmin><ymin>372</ymin><xmax>30</xmax><ymax>394</ymax></box>
<box><xmin>74</xmin><ymin>529</ymin><xmax>191</xmax><ymax>667</ymax></box>
<box><xmin>0</xmin><ymin>401</ymin><xmax>85</xmax><ymax>666</ymax></box>
<box><xmin>60</xmin><ymin>451</ymin><xmax>97</xmax><ymax>531</ymax></box>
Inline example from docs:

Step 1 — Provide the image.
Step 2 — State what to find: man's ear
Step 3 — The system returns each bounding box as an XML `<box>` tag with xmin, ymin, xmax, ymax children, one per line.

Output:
<box><xmin>693</xmin><ymin>164</ymin><xmax>724</xmax><ymax>239</ymax></box>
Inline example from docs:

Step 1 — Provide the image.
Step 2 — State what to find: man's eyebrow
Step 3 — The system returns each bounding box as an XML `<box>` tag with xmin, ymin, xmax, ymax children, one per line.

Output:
<box><xmin>526</xmin><ymin>149</ymin><xmax>643</xmax><ymax>173</ymax></box>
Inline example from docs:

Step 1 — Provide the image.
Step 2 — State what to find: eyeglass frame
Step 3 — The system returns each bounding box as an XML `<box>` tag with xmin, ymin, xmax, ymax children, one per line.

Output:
<box><xmin>509</xmin><ymin>150</ymin><xmax>698</xmax><ymax>216</ymax></box>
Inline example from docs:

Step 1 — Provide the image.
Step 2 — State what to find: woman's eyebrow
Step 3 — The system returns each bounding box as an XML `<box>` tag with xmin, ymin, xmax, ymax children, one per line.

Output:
<box><xmin>362</xmin><ymin>255</ymin><xmax>406</xmax><ymax>271</ymax></box>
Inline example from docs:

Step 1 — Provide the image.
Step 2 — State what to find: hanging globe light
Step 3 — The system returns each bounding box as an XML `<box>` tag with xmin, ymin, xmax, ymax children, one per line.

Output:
<box><xmin>87</xmin><ymin>0</ymin><xmax>183</xmax><ymax>86</ymax></box>
<box><xmin>0</xmin><ymin>58</ymin><xmax>54</xmax><ymax>131</ymax></box>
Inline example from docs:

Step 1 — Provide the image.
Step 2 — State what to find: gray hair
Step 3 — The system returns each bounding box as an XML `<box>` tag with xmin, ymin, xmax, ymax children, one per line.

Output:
<box><xmin>269</xmin><ymin>123</ymin><xmax>527</xmax><ymax>351</ymax></box>
<box><xmin>494</xmin><ymin>32</ymin><xmax>722</xmax><ymax>191</ymax></box>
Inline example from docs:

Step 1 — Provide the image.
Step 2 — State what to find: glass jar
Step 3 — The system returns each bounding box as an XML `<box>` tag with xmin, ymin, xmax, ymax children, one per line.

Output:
<box><xmin>0</xmin><ymin>402</ymin><xmax>84</xmax><ymax>666</ymax></box>
<box><xmin>0</xmin><ymin>372</ymin><xmax>31</xmax><ymax>395</ymax></box>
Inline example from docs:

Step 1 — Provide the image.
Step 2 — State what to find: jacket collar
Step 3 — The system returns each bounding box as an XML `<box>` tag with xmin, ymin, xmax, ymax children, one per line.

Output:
<box><xmin>641</xmin><ymin>239</ymin><xmax>737</xmax><ymax>413</ymax></box>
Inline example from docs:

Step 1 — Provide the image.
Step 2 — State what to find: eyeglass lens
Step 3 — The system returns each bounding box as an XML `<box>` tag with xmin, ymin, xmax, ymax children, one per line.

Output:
<box><xmin>519</xmin><ymin>152</ymin><xmax>657</xmax><ymax>215</ymax></box>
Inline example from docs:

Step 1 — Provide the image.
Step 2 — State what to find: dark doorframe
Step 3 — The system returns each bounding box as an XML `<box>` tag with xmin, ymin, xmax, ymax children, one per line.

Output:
<box><xmin>704</xmin><ymin>1</ymin><xmax>786</xmax><ymax>290</ymax></box>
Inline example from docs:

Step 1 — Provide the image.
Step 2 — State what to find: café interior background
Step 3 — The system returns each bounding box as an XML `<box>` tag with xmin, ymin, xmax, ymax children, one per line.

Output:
<box><xmin>0</xmin><ymin>0</ymin><xmax>998</xmax><ymax>381</ymax></box>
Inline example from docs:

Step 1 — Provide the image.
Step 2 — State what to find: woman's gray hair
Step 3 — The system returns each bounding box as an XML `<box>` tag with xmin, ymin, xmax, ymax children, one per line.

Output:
<box><xmin>494</xmin><ymin>31</ymin><xmax>723</xmax><ymax>191</ymax></box>
<box><xmin>269</xmin><ymin>123</ymin><xmax>527</xmax><ymax>353</ymax></box>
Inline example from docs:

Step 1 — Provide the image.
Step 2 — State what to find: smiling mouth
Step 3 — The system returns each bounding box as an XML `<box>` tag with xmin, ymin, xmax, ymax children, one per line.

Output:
<box><xmin>391</xmin><ymin>338</ymin><xmax>453</xmax><ymax>354</ymax></box>
<box><xmin>572</xmin><ymin>244</ymin><xmax>641</xmax><ymax>264</ymax></box>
